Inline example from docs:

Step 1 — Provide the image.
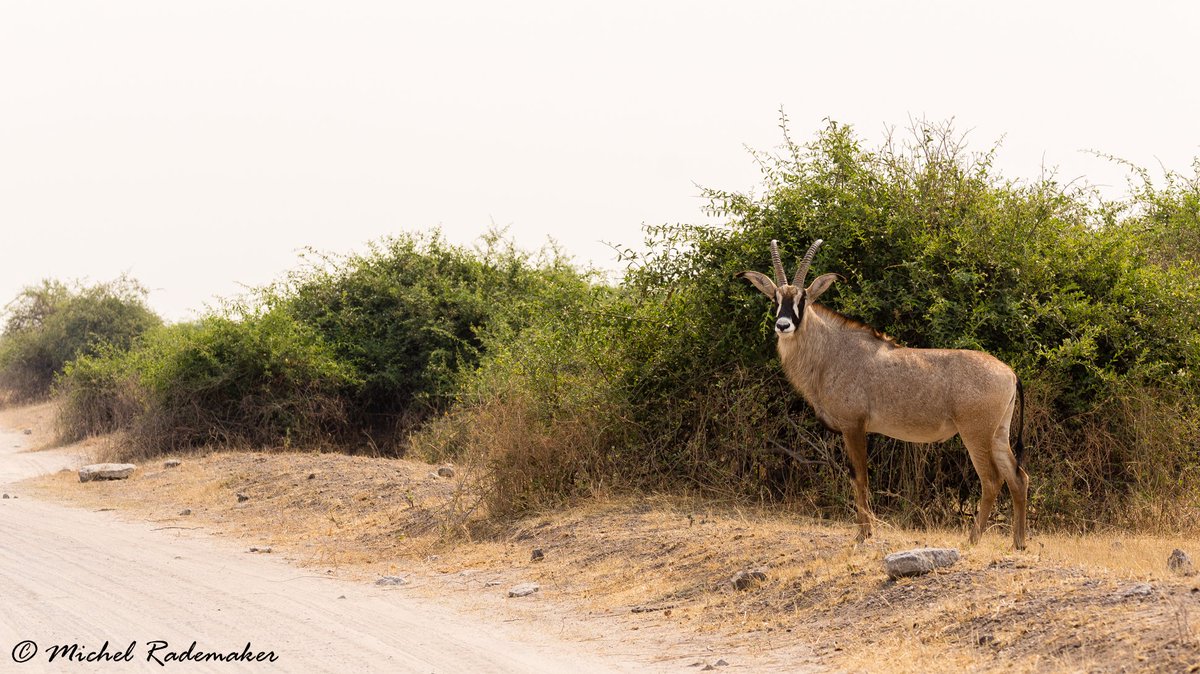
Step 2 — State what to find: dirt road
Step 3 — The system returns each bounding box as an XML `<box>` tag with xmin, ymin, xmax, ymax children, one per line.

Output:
<box><xmin>0</xmin><ymin>428</ymin><xmax>643</xmax><ymax>673</ymax></box>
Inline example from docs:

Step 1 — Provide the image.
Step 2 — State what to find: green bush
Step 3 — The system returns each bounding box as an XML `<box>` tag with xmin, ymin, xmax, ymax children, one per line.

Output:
<box><xmin>58</xmin><ymin>308</ymin><xmax>356</xmax><ymax>454</ymax></box>
<box><xmin>282</xmin><ymin>230</ymin><xmax>591</xmax><ymax>448</ymax></box>
<box><xmin>0</xmin><ymin>277</ymin><xmax>160</xmax><ymax>403</ymax></box>
<box><xmin>410</xmin><ymin>281</ymin><xmax>631</xmax><ymax>516</ymax></box>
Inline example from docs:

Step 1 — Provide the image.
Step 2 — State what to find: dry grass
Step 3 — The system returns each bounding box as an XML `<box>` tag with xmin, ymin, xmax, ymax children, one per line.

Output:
<box><xmin>21</xmin><ymin>444</ymin><xmax>1200</xmax><ymax>673</ymax></box>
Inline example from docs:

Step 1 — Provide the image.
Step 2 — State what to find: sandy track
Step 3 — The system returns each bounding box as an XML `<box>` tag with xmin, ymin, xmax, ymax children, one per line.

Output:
<box><xmin>0</xmin><ymin>429</ymin><xmax>641</xmax><ymax>673</ymax></box>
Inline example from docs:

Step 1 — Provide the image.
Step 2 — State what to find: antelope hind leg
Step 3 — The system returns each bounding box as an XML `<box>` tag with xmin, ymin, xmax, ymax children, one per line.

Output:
<box><xmin>993</xmin><ymin>448</ymin><xmax>1029</xmax><ymax>550</ymax></box>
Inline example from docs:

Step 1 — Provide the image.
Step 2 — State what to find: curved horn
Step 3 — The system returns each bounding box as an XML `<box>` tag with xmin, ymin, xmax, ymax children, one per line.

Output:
<box><xmin>769</xmin><ymin>240</ymin><xmax>787</xmax><ymax>287</ymax></box>
<box><xmin>793</xmin><ymin>239</ymin><xmax>824</xmax><ymax>287</ymax></box>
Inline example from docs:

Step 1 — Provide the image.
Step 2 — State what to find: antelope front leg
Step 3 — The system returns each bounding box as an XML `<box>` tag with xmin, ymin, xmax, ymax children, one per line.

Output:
<box><xmin>842</xmin><ymin>428</ymin><xmax>873</xmax><ymax>541</ymax></box>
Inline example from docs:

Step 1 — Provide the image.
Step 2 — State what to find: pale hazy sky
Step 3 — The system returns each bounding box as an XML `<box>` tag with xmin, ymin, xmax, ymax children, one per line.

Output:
<box><xmin>2</xmin><ymin>1</ymin><xmax>1197</xmax><ymax>321</ymax></box>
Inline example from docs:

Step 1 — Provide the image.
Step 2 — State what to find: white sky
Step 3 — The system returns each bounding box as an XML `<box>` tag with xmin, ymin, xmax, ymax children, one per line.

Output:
<box><xmin>1</xmin><ymin>1</ymin><xmax>1197</xmax><ymax>321</ymax></box>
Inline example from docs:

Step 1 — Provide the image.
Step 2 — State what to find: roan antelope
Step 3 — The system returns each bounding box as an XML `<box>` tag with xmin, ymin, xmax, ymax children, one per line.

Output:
<box><xmin>738</xmin><ymin>239</ymin><xmax>1029</xmax><ymax>549</ymax></box>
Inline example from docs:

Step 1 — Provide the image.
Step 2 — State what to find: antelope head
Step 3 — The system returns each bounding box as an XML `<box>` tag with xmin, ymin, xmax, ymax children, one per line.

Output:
<box><xmin>737</xmin><ymin>239</ymin><xmax>838</xmax><ymax>336</ymax></box>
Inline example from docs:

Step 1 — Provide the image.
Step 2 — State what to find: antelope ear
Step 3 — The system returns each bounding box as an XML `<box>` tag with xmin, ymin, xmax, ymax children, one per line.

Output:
<box><xmin>736</xmin><ymin>271</ymin><xmax>777</xmax><ymax>299</ymax></box>
<box><xmin>805</xmin><ymin>273</ymin><xmax>838</xmax><ymax>302</ymax></box>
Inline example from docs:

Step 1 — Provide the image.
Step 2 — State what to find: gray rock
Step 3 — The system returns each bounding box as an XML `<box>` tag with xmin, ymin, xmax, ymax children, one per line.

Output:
<box><xmin>375</xmin><ymin>575</ymin><xmax>408</xmax><ymax>586</ymax></box>
<box><xmin>248</xmin><ymin>546</ymin><xmax>272</xmax><ymax>553</ymax></box>
<box><xmin>507</xmin><ymin>582</ymin><xmax>540</xmax><ymax>597</ymax></box>
<box><xmin>178</xmin><ymin>508</ymin><xmax>192</xmax><ymax>516</ymax></box>
<box><xmin>484</xmin><ymin>580</ymin><xmax>502</xmax><ymax>587</ymax></box>
<box><xmin>729</xmin><ymin>568</ymin><xmax>768</xmax><ymax>591</ymax></box>
<box><xmin>531</xmin><ymin>548</ymin><xmax>545</xmax><ymax>562</ymax></box>
<box><xmin>884</xmin><ymin>548</ymin><xmax>960</xmax><ymax>579</ymax></box>
<box><xmin>22</xmin><ymin>428</ymin><xmax>32</xmax><ymax>435</ymax></box>
<box><xmin>2</xmin><ymin>494</ymin><xmax>8</xmax><ymax>499</ymax></box>
<box><xmin>236</xmin><ymin>493</ymin><xmax>250</xmax><ymax>502</ymax></box>
<box><xmin>78</xmin><ymin>463</ymin><xmax>137</xmax><ymax>482</ymax></box>
<box><xmin>437</xmin><ymin>465</ymin><xmax>455</xmax><ymax>478</ymax></box>
<box><xmin>1168</xmin><ymin>549</ymin><xmax>1195</xmax><ymax>576</ymax></box>
<box><xmin>164</xmin><ymin>459</ymin><xmax>182</xmax><ymax>468</ymax></box>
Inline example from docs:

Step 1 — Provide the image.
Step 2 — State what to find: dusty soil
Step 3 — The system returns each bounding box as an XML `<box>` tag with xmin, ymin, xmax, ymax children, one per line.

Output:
<box><xmin>10</xmin><ymin>403</ymin><xmax>1200</xmax><ymax>672</ymax></box>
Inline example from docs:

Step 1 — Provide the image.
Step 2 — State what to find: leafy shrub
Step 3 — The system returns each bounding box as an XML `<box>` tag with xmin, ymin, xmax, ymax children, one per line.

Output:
<box><xmin>57</xmin><ymin>308</ymin><xmax>355</xmax><ymax>454</ymax></box>
<box><xmin>282</xmin><ymin>230</ymin><xmax>591</xmax><ymax>448</ymax></box>
<box><xmin>0</xmin><ymin>277</ymin><xmax>160</xmax><ymax>403</ymax></box>
<box><xmin>410</xmin><ymin>282</ymin><xmax>631</xmax><ymax>516</ymax></box>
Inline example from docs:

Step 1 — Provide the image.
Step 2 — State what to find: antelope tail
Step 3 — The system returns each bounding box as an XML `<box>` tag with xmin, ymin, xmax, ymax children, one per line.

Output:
<box><xmin>1014</xmin><ymin>377</ymin><xmax>1026</xmax><ymax>469</ymax></box>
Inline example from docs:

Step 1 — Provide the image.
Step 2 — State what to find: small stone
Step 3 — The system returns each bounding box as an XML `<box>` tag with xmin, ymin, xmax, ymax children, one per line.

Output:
<box><xmin>427</xmin><ymin>472</ymin><xmax>440</xmax><ymax>479</ymax></box>
<box><xmin>883</xmin><ymin>548</ymin><xmax>960</xmax><ymax>579</ymax></box>
<box><xmin>375</xmin><ymin>576</ymin><xmax>408</xmax><ymax>586</ymax></box>
<box><xmin>163</xmin><ymin>459</ymin><xmax>182</xmax><ymax>468</ymax></box>
<box><xmin>484</xmin><ymin>580</ymin><xmax>502</xmax><ymax>587</ymax></box>
<box><xmin>236</xmin><ymin>493</ymin><xmax>250</xmax><ymax>502</ymax></box>
<box><xmin>78</xmin><ymin>463</ymin><xmax>137</xmax><ymax>482</ymax></box>
<box><xmin>729</xmin><ymin>568</ymin><xmax>768</xmax><ymax>591</ymax></box>
<box><xmin>22</xmin><ymin>428</ymin><xmax>32</xmax><ymax>435</ymax></box>
<box><xmin>248</xmin><ymin>546</ymin><xmax>272</xmax><ymax>553</ymax></box>
<box><xmin>337</xmin><ymin>595</ymin><xmax>346</xmax><ymax>600</ymax></box>
<box><xmin>701</xmin><ymin>666</ymin><xmax>716</xmax><ymax>672</ymax></box>
<box><xmin>716</xmin><ymin>659</ymin><xmax>729</xmax><ymax>666</ymax></box>
<box><xmin>178</xmin><ymin>508</ymin><xmax>192</xmax><ymax>516</ymax></box>
<box><xmin>508</xmin><ymin>582</ymin><xmax>540</xmax><ymax>597</ymax></box>
<box><xmin>2</xmin><ymin>494</ymin><xmax>8</xmax><ymax>499</ymax></box>
<box><xmin>437</xmin><ymin>465</ymin><xmax>455</xmax><ymax>478</ymax></box>
<box><xmin>531</xmin><ymin>548</ymin><xmax>545</xmax><ymax>562</ymax></box>
<box><xmin>307</xmin><ymin>473</ymin><xmax>316</xmax><ymax>480</ymax></box>
<box><xmin>1168</xmin><ymin>549</ymin><xmax>1195</xmax><ymax>576</ymax></box>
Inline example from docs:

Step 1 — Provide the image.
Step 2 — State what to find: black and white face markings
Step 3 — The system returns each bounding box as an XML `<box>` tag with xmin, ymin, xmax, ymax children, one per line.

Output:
<box><xmin>774</xmin><ymin>286</ymin><xmax>804</xmax><ymax>335</ymax></box>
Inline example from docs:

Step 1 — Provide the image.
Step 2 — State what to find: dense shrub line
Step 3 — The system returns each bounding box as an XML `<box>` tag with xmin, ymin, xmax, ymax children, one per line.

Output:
<box><xmin>51</xmin><ymin>231</ymin><xmax>596</xmax><ymax>456</ymax></box>
<box><xmin>9</xmin><ymin>118</ymin><xmax>1200</xmax><ymax>531</ymax></box>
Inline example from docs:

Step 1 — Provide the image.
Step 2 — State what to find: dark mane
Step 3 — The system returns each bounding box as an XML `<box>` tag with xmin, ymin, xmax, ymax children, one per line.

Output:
<box><xmin>811</xmin><ymin>303</ymin><xmax>901</xmax><ymax>347</ymax></box>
